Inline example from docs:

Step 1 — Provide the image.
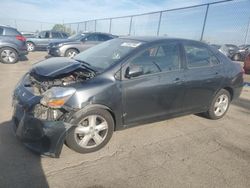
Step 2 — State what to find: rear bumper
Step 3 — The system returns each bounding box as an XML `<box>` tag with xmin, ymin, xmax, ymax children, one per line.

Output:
<box><xmin>18</xmin><ymin>49</ymin><xmax>28</xmax><ymax>56</ymax></box>
<box><xmin>12</xmin><ymin>102</ymin><xmax>72</xmax><ymax>158</ymax></box>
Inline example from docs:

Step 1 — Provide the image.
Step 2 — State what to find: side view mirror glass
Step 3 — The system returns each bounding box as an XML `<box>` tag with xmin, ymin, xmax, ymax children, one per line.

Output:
<box><xmin>125</xmin><ymin>65</ymin><xmax>143</xmax><ymax>78</ymax></box>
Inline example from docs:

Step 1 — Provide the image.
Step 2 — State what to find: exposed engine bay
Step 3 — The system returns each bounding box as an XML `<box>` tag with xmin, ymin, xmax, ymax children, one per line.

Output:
<box><xmin>29</xmin><ymin>68</ymin><xmax>95</xmax><ymax>95</ymax></box>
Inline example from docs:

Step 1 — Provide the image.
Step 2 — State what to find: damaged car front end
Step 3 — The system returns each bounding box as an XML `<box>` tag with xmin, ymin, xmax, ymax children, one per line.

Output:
<box><xmin>12</xmin><ymin>57</ymin><xmax>97</xmax><ymax>157</ymax></box>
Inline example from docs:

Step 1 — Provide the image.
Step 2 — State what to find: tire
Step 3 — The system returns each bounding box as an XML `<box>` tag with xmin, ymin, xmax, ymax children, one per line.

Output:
<box><xmin>65</xmin><ymin>49</ymin><xmax>79</xmax><ymax>58</ymax></box>
<box><xmin>65</xmin><ymin>108</ymin><xmax>114</xmax><ymax>153</ymax></box>
<box><xmin>206</xmin><ymin>89</ymin><xmax>231</xmax><ymax>120</ymax></box>
<box><xmin>0</xmin><ymin>47</ymin><xmax>18</xmax><ymax>64</ymax></box>
<box><xmin>26</xmin><ymin>42</ymin><xmax>35</xmax><ymax>52</ymax></box>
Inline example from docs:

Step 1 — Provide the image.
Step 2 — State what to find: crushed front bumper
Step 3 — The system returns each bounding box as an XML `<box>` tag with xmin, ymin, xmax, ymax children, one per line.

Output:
<box><xmin>12</xmin><ymin>102</ymin><xmax>73</xmax><ymax>158</ymax></box>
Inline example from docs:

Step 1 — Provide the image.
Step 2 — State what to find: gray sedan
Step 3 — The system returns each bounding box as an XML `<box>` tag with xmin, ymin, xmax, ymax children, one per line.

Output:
<box><xmin>48</xmin><ymin>32</ymin><xmax>117</xmax><ymax>58</ymax></box>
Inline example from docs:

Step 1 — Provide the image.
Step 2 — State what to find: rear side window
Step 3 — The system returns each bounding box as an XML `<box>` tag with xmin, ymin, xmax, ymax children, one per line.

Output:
<box><xmin>4</xmin><ymin>28</ymin><xmax>20</xmax><ymax>36</ymax></box>
<box><xmin>61</xmin><ymin>33</ymin><xmax>68</xmax><ymax>38</ymax></box>
<box><xmin>184</xmin><ymin>42</ymin><xmax>219</xmax><ymax>68</ymax></box>
<box><xmin>52</xmin><ymin>32</ymin><xmax>62</xmax><ymax>38</ymax></box>
<box><xmin>98</xmin><ymin>34</ymin><xmax>112</xmax><ymax>41</ymax></box>
<box><xmin>0</xmin><ymin>28</ymin><xmax>3</xmax><ymax>35</ymax></box>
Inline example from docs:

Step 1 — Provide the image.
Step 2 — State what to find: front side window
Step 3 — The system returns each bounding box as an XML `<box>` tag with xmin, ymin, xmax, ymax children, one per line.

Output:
<box><xmin>0</xmin><ymin>28</ymin><xmax>3</xmax><ymax>35</ymax></box>
<box><xmin>128</xmin><ymin>42</ymin><xmax>180</xmax><ymax>77</ymax></box>
<box><xmin>39</xmin><ymin>31</ymin><xmax>49</xmax><ymax>38</ymax></box>
<box><xmin>184</xmin><ymin>43</ymin><xmax>217</xmax><ymax>68</ymax></box>
<box><xmin>86</xmin><ymin>34</ymin><xmax>99</xmax><ymax>41</ymax></box>
<box><xmin>52</xmin><ymin>32</ymin><xmax>61</xmax><ymax>38</ymax></box>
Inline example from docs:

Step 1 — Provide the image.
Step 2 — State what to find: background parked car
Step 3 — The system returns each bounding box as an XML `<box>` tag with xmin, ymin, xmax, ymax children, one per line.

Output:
<box><xmin>234</xmin><ymin>44</ymin><xmax>250</xmax><ymax>61</ymax></box>
<box><xmin>21</xmin><ymin>31</ymin><xmax>36</xmax><ymax>38</ymax></box>
<box><xmin>219</xmin><ymin>44</ymin><xmax>239</xmax><ymax>60</ymax></box>
<box><xmin>26</xmin><ymin>30</ymin><xmax>69</xmax><ymax>52</ymax></box>
<box><xmin>0</xmin><ymin>25</ymin><xmax>27</xmax><ymax>64</ymax></box>
<box><xmin>244</xmin><ymin>52</ymin><xmax>250</xmax><ymax>74</ymax></box>
<box><xmin>48</xmin><ymin>32</ymin><xmax>117</xmax><ymax>58</ymax></box>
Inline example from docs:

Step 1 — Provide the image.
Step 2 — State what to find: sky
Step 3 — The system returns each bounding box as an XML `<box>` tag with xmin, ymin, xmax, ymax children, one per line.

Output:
<box><xmin>0</xmin><ymin>0</ymin><xmax>224</xmax><ymax>23</ymax></box>
<box><xmin>0</xmin><ymin>0</ymin><xmax>249</xmax><ymax>44</ymax></box>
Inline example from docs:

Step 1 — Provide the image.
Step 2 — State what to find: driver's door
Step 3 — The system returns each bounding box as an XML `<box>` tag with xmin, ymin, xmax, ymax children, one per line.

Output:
<box><xmin>121</xmin><ymin>42</ymin><xmax>185</xmax><ymax>126</ymax></box>
<box><xmin>79</xmin><ymin>34</ymin><xmax>100</xmax><ymax>51</ymax></box>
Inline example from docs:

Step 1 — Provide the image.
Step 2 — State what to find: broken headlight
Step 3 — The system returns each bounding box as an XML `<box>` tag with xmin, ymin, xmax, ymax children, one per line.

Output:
<box><xmin>40</xmin><ymin>87</ymin><xmax>76</xmax><ymax>108</ymax></box>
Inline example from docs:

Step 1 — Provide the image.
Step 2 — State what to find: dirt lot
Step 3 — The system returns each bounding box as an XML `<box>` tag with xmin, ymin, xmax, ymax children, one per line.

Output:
<box><xmin>0</xmin><ymin>52</ymin><xmax>250</xmax><ymax>188</ymax></box>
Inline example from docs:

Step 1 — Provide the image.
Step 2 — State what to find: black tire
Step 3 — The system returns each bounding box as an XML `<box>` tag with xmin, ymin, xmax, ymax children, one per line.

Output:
<box><xmin>65</xmin><ymin>108</ymin><xmax>114</xmax><ymax>153</ymax></box>
<box><xmin>206</xmin><ymin>89</ymin><xmax>231</xmax><ymax>120</ymax></box>
<box><xmin>26</xmin><ymin>42</ymin><xmax>35</xmax><ymax>52</ymax></box>
<box><xmin>65</xmin><ymin>49</ymin><xmax>79</xmax><ymax>58</ymax></box>
<box><xmin>0</xmin><ymin>47</ymin><xmax>18</xmax><ymax>64</ymax></box>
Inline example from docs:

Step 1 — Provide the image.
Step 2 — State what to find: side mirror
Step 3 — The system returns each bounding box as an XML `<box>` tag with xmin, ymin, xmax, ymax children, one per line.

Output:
<box><xmin>38</xmin><ymin>35</ymin><xmax>41</xmax><ymax>38</ymax></box>
<box><xmin>125</xmin><ymin>65</ymin><xmax>143</xmax><ymax>78</ymax></box>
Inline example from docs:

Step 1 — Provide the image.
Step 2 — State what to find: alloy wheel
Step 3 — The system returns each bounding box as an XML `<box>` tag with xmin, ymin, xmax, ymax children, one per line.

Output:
<box><xmin>0</xmin><ymin>49</ymin><xmax>17</xmax><ymax>63</ymax></box>
<box><xmin>74</xmin><ymin>115</ymin><xmax>109</xmax><ymax>149</ymax></box>
<box><xmin>214</xmin><ymin>94</ymin><xmax>229</xmax><ymax>117</ymax></box>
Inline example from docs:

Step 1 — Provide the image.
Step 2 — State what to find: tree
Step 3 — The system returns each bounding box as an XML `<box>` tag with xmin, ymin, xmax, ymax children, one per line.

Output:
<box><xmin>52</xmin><ymin>24</ymin><xmax>75</xmax><ymax>35</ymax></box>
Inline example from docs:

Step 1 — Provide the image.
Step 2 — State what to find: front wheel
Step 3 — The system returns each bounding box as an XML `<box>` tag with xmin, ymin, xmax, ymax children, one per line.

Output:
<box><xmin>65</xmin><ymin>109</ymin><xmax>114</xmax><ymax>153</ymax></box>
<box><xmin>65</xmin><ymin>49</ymin><xmax>79</xmax><ymax>58</ymax></box>
<box><xmin>206</xmin><ymin>89</ymin><xmax>231</xmax><ymax>119</ymax></box>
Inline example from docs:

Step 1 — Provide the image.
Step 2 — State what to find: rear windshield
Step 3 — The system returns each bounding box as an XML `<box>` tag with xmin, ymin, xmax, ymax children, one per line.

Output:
<box><xmin>4</xmin><ymin>28</ymin><xmax>21</xmax><ymax>36</ymax></box>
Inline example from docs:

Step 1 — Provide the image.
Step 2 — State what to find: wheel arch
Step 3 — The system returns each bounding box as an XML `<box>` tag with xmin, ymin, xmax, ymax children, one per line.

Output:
<box><xmin>68</xmin><ymin>104</ymin><xmax>117</xmax><ymax>130</ymax></box>
<box><xmin>65</xmin><ymin>47</ymin><xmax>80</xmax><ymax>56</ymax></box>
<box><xmin>223</xmin><ymin>86</ymin><xmax>234</xmax><ymax>101</ymax></box>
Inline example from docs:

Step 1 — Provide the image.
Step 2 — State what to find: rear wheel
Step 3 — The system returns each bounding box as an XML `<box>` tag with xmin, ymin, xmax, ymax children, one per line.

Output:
<box><xmin>65</xmin><ymin>49</ymin><xmax>79</xmax><ymax>58</ymax></box>
<box><xmin>0</xmin><ymin>47</ymin><xmax>18</xmax><ymax>64</ymax></box>
<box><xmin>26</xmin><ymin>42</ymin><xmax>35</xmax><ymax>52</ymax></box>
<box><xmin>65</xmin><ymin>109</ymin><xmax>114</xmax><ymax>153</ymax></box>
<box><xmin>206</xmin><ymin>89</ymin><xmax>231</xmax><ymax>119</ymax></box>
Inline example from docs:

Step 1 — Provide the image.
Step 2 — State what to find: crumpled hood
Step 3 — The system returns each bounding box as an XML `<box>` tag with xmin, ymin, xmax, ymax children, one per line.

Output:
<box><xmin>30</xmin><ymin>57</ymin><xmax>82</xmax><ymax>78</ymax></box>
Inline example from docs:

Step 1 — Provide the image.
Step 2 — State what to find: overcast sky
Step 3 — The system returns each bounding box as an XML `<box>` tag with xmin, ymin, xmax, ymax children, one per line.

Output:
<box><xmin>0</xmin><ymin>0</ymin><xmax>222</xmax><ymax>23</ymax></box>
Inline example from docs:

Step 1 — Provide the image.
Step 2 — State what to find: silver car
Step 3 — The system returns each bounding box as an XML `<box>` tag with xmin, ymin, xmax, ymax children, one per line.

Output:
<box><xmin>47</xmin><ymin>32</ymin><xmax>117</xmax><ymax>58</ymax></box>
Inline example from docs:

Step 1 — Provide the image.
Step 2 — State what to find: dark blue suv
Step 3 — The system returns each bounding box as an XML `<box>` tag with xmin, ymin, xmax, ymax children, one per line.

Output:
<box><xmin>0</xmin><ymin>25</ymin><xmax>28</xmax><ymax>64</ymax></box>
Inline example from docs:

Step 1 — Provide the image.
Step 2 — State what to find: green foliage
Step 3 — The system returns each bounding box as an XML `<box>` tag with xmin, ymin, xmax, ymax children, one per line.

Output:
<box><xmin>52</xmin><ymin>24</ymin><xmax>75</xmax><ymax>35</ymax></box>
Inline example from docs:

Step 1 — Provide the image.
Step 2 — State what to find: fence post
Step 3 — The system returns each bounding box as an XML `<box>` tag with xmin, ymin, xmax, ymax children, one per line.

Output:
<box><xmin>95</xmin><ymin>20</ymin><xmax>97</xmax><ymax>32</ymax></box>
<box><xmin>129</xmin><ymin>16</ymin><xmax>133</xmax><ymax>36</ymax></box>
<box><xmin>200</xmin><ymin>4</ymin><xmax>209</xmax><ymax>41</ymax></box>
<box><xmin>84</xmin><ymin>22</ymin><xmax>87</xmax><ymax>31</ymax></box>
<box><xmin>109</xmin><ymin>18</ymin><xmax>112</xmax><ymax>33</ymax></box>
<box><xmin>77</xmin><ymin>23</ymin><xmax>79</xmax><ymax>33</ymax></box>
<box><xmin>157</xmin><ymin>11</ymin><xmax>163</xmax><ymax>36</ymax></box>
<box><xmin>244</xmin><ymin>17</ymin><xmax>250</xmax><ymax>45</ymax></box>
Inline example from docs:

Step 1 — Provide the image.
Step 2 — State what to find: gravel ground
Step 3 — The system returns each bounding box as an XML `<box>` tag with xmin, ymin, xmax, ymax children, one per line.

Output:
<box><xmin>0</xmin><ymin>52</ymin><xmax>249</xmax><ymax>188</ymax></box>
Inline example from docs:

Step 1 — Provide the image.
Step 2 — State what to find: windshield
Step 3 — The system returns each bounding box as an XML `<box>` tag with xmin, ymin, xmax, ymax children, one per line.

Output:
<box><xmin>68</xmin><ymin>33</ymin><xmax>85</xmax><ymax>40</ymax></box>
<box><xmin>74</xmin><ymin>38</ymin><xmax>143</xmax><ymax>71</ymax></box>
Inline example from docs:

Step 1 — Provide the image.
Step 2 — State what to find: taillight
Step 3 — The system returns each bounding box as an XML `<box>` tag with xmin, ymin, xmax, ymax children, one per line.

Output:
<box><xmin>16</xmin><ymin>35</ymin><xmax>26</xmax><ymax>42</ymax></box>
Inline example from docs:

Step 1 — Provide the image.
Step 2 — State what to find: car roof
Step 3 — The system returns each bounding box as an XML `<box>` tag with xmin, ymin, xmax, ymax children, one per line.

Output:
<box><xmin>119</xmin><ymin>36</ymin><xmax>205</xmax><ymax>44</ymax></box>
<box><xmin>0</xmin><ymin>25</ymin><xmax>17</xmax><ymax>30</ymax></box>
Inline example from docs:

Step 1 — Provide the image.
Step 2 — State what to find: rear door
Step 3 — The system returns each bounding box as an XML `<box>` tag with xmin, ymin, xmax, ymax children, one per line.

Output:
<box><xmin>37</xmin><ymin>31</ymin><xmax>50</xmax><ymax>47</ymax></box>
<box><xmin>121</xmin><ymin>41</ymin><xmax>185</xmax><ymax>125</ymax></box>
<box><xmin>181</xmin><ymin>41</ymin><xmax>224</xmax><ymax>112</ymax></box>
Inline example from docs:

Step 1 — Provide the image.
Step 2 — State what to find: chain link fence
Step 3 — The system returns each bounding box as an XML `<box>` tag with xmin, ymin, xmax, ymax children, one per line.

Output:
<box><xmin>64</xmin><ymin>0</ymin><xmax>250</xmax><ymax>45</ymax></box>
<box><xmin>0</xmin><ymin>18</ymin><xmax>55</xmax><ymax>33</ymax></box>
